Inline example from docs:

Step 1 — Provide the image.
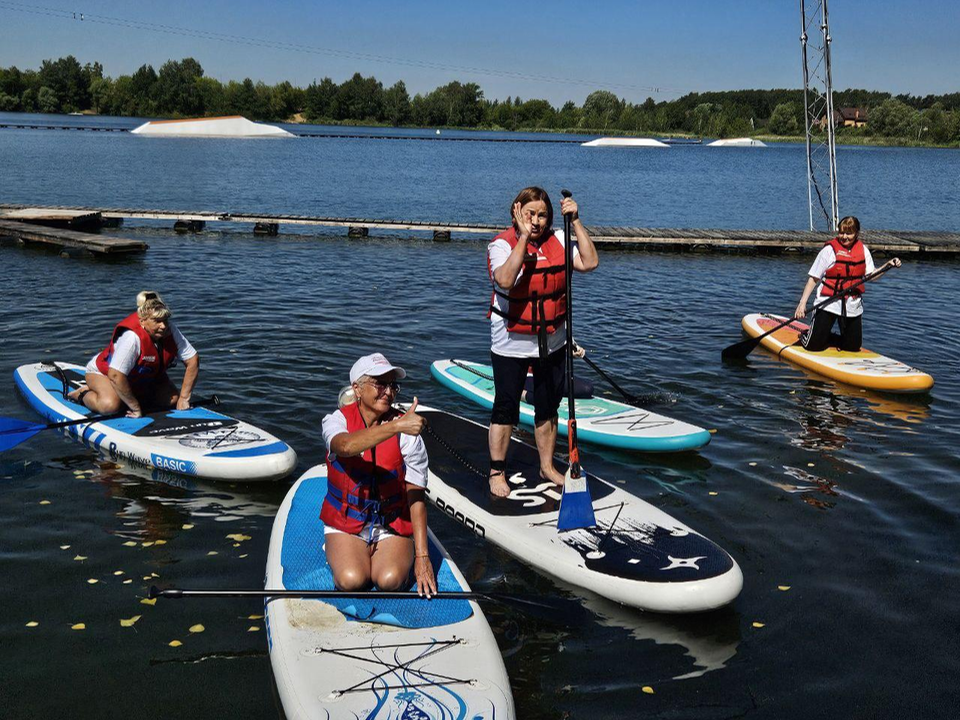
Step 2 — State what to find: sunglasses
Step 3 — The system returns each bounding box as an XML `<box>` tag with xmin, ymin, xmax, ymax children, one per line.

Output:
<box><xmin>364</xmin><ymin>379</ymin><xmax>401</xmax><ymax>395</ymax></box>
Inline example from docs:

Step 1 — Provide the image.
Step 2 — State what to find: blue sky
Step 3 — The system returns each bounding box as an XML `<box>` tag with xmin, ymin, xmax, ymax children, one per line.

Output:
<box><xmin>0</xmin><ymin>0</ymin><xmax>957</xmax><ymax>104</ymax></box>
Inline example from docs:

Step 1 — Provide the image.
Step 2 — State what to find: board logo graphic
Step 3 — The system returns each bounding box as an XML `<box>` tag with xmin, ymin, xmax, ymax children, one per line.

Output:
<box><xmin>150</xmin><ymin>453</ymin><xmax>197</xmax><ymax>475</ymax></box>
<box><xmin>179</xmin><ymin>429</ymin><xmax>263</xmax><ymax>449</ymax></box>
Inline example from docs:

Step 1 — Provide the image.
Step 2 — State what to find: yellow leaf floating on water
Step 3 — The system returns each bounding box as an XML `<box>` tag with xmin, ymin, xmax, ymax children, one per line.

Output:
<box><xmin>239</xmin><ymin>554</ymin><xmax>248</xmax><ymax>559</ymax></box>
<box><xmin>140</xmin><ymin>598</ymin><xmax>157</xmax><ymax>606</ymax></box>
<box><xmin>752</xmin><ymin>622</ymin><xmax>765</xmax><ymax>628</ymax></box>
<box><xmin>154</xmin><ymin>540</ymin><xmax>167</xmax><ymax>546</ymax></box>
<box><xmin>226</xmin><ymin>534</ymin><xmax>251</xmax><ymax>543</ymax></box>
<box><xmin>114</xmin><ymin>571</ymin><xmax>124</xmax><ymax>576</ymax></box>
<box><xmin>232</xmin><ymin>543</ymin><xmax>240</xmax><ymax>548</ymax></box>
<box><xmin>708</xmin><ymin>491</ymin><xmax>719</xmax><ymax>496</ymax></box>
<box><xmin>642</xmin><ymin>686</ymin><xmax>655</xmax><ymax>695</ymax></box>
<box><xmin>778</xmin><ymin>585</ymin><xmax>791</xmax><ymax>591</ymax></box>
<box><xmin>749</xmin><ymin>462</ymin><xmax>758</xmax><ymax>467</ymax></box>
<box><xmin>71</xmin><ymin>623</ymin><xmax>86</xmax><ymax>630</ymax></box>
<box><xmin>60</xmin><ymin>545</ymin><xmax>71</xmax><ymax>550</ymax></box>
<box><xmin>168</xmin><ymin>640</ymin><xmax>182</xmax><ymax>647</ymax></box>
<box><xmin>247</xmin><ymin>626</ymin><xmax>260</xmax><ymax>632</ymax></box>
<box><xmin>122</xmin><ymin>541</ymin><xmax>137</xmax><ymax>547</ymax></box>
<box><xmin>142</xmin><ymin>541</ymin><xmax>154</xmax><ymax>548</ymax></box>
<box><xmin>120</xmin><ymin>615</ymin><xmax>141</xmax><ymax>627</ymax></box>
<box><xmin>151</xmin><ymin>572</ymin><xmax>160</xmax><ymax>578</ymax></box>
<box><xmin>87</xmin><ymin>579</ymin><xmax>99</xmax><ymax>585</ymax></box>
<box><xmin>73</xmin><ymin>555</ymin><xmax>87</xmax><ymax>561</ymax></box>
<box><xmin>142</xmin><ymin>576</ymin><xmax>152</xmax><ymax>581</ymax></box>
<box><xmin>807</xmin><ymin>463</ymin><xmax>815</xmax><ymax>468</ymax></box>
<box><xmin>26</xmin><ymin>621</ymin><xmax>39</xmax><ymax>628</ymax></box>
<box><xmin>123</xmin><ymin>579</ymin><xmax>133</xmax><ymax>585</ymax></box>
<box><xmin>189</xmin><ymin>624</ymin><xmax>205</xmax><ymax>634</ymax></box>
<box><xmin>181</xmin><ymin>524</ymin><xmax>194</xmax><ymax>530</ymax></box>
<box><xmin>207</xmin><ymin>551</ymin><xmax>218</xmax><ymax>556</ymax></box>
<box><xmin>248</xmin><ymin>614</ymin><xmax>263</xmax><ymax>620</ymax></box>
<box><xmin>39</xmin><ymin>500</ymin><xmax>51</xmax><ymax>505</ymax></box>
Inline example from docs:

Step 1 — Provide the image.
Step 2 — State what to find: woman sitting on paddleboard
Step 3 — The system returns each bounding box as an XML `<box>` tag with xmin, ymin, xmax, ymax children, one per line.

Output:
<box><xmin>67</xmin><ymin>291</ymin><xmax>200</xmax><ymax>417</ymax></box>
<box><xmin>321</xmin><ymin>353</ymin><xmax>437</xmax><ymax>597</ymax></box>
<box><xmin>487</xmin><ymin>186</ymin><xmax>599</xmax><ymax>497</ymax></box>
<box><xmin>794</xmin><ymin>216</ymin><xmax>901</xmax><ymax>352</ymax></box>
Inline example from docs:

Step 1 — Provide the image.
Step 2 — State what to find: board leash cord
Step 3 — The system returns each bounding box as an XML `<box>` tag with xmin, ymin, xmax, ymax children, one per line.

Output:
<box><xmin>321</xmin><ymin>638</ymin><xmax>474</xmax><ymax>696</ymax></box>
<box><xmin>451</xmin><ymin>358</ymin><xmax>494</xmax><ymax>382</ymax></box>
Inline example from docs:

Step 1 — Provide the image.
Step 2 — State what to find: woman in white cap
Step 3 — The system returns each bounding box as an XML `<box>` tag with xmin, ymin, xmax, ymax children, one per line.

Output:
<box><xmin>320</xmin><ymin>353</ymin><xmax>437</xmax><ymax>597</ymax></box>
<box><xmin>67</xmin><ymin>291</ymin><xmax>200</xmax><ymax>417</ymax></box>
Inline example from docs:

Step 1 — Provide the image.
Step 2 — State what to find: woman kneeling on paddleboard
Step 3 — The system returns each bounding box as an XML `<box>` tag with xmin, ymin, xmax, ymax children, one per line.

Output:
<box><xmin>68</xmin><ymin>291</ymin><xmax>200</xmax><ymax>417</ymax></box>
<box><xmin>794</xmin><ymin>216</ymin><xmax>901</xmax><ymax>352</ymax></box>
<box><xmin>487</xmin><ymin>186</ymin><xmax>599</xmax><ymax>497</ymax></box>
<box><xmin>321</xmin><ymin>353</ymin><xmax>437</xmax><ymax>597</ymax></box>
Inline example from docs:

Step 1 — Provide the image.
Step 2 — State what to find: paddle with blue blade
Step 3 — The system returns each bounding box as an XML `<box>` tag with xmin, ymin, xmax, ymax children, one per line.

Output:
<box><xmin>557</xmin><ymin>189</ymin><xmax>596</xmax><ymax>531</ymax></box>
<box><xmin>0</xmin><ymin>395</ymin><xmax>221</xmax><ymax>453</ymax></box>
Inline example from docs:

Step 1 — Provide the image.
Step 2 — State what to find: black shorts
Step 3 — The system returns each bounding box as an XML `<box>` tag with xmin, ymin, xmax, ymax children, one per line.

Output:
<box><xmin>800</xmin><ymin>310</ymin><xmax>863</xmax><ymax>352</ymax></box>
<box><xmin>490</xmin><ymin>347</ymin><xmax>567</xmax><ymax>425</ymax></box>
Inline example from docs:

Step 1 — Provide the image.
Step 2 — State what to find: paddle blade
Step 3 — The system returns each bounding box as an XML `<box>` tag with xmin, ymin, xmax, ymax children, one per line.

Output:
<box><xmin>721</xmin><ymin>336</ymin><xmax>761</xmax><ymax>361</ymax></box>
<box><xmin>0</xmin><ymin>418</ymin><xmax>45</xmax><ymax>452</ymax></box>
<box><xmin>557</xmin><ymin>468</ymin><xmax>596</xmax><ymax>531</ymax></box>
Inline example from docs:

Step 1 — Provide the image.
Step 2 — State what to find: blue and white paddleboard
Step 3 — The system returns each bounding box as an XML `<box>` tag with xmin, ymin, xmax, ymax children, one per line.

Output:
<box><xmin>14</xmin><ymin>362</ymin><xmax>297</xmax><ymax>482</ymax></box>
<box><xmin>418</xmin><ymin>406</ymin><xmax>742</xmax><ymax>613</ymax></box>
<box><xmin>431</xmin><ymin>359</ymin><xmax>711</xmax><ymax>453</ymax></box>
<box><xmin>265</xmin><ymin>465</ymin><xmax>515</xmax><ymax>720</ymax></box>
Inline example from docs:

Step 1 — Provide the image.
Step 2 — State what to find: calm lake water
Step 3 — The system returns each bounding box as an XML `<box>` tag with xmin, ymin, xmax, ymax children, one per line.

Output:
<box><xmin>0</xmin><ymin>114</ymin><xmax>958</xmax><ymax>719</ymax></box>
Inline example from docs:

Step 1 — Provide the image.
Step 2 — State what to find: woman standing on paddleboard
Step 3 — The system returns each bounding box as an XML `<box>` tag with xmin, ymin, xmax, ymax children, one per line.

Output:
<box><xmin>321</xmin><ymin>353</ymin><xmax>437</xmax><ymax>597</ymax></box>
<box><xmin>794</xmin><ymin>216</ymin><xmax>901</xmax><ymax>352</ymax></box>
<box><xmin>487</xmin><ymin>187</ymin><xmax>599</xmax><ymax>497</ymax></box>
<box><xmin>68</xmin><ymin>291</ymin><xmax>200</xmax><ymax>417</ymax></box>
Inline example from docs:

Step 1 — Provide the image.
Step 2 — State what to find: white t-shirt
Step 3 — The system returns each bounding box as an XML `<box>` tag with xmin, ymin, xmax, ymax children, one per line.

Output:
<box><xmin>808</xmin><ymin>244</ymin><xmax>876</xmax><ymax>318</ymax></box>
<box><xmin>488</xmin><ymin>228</ymin><xmax>580</xmax><ymax>358</ymax></box>
<box><xmin>86</xmin><ymin>322</ymin><xmax>197</xmax><ymax>375</ymax></box>
<box><xmin>321</xmin><ymin>408</ymin><xmax>428</xmax><ymax>488</ymax></box>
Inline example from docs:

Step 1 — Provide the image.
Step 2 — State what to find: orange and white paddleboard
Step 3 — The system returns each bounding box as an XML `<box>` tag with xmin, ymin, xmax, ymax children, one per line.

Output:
<box><xmin>741</xmin><ymin>314</ymin><xmax>934</xmax><ymax>394</ymax></box>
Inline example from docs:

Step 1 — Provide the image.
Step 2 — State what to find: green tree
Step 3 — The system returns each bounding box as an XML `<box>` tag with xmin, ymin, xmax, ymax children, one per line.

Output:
<box><xmin>20</xmin><ymin>88</ymin><xmax>36</xmax><ymax>112</ymax></box>
<box><xmin>154</xmin><ymin>58</ymin><xmax>204</xmax><ymax>116</ymax></box>
<box><xmin>37</xmin><ymin>55</ymin><xmax>88</xmax><ymax>111</ymax></box>
<box><xmin>382</xmin><ymin>80</ymin><xmax>411</xmax><ymax>126</ymax></box>
<box><xmin>691</xmin><ymin>103</ymin><xmax>716</xmax><ymax>134</ymax></box>
<box><xmin>224</xmin><ymin>78</ymin><xmax>258</xmax><ymax>117</ymax></box>
<box><xmin>0</xmin><ymin>92</ymin><xmax>17</xmax><ymax>111</ymax></box>
<box><xmin>870</xmin><ymin>98</ymin><xmax>919</xmax><ymax>137</ymax></box>
<box><xmin>130</xmin><ymin>64</ymin><xmax>158</xmax><ymax>115</ymax></box>
<box><xmin>88</xmin><ymin>76</ymin><xmax>111</xmax><ymax>114</ymax></box>
<box><xmin>304</xmin><ymin>77</ymin><xmax>337</xmax><ymax>121</ymax></box>
<box><xmin>767</xmin><ymin>101</ymin><xmax>801</xmax><ymax>135</ymax></box>
<box><xmin>197</xmin><ymin>77</ymin><xmax>227</xmax><ymax>116</ymax></box>
<box><xmin>37</xmin><ymin>85</ymin><xmax>59</xmax><ymax>113</ymax></box>
<box><xmin>582</xmin><ymin>90</ymin><xmax>623</xmax><ymax>128</ymax></box>
<box><xmin>331</xmin><ymin>73</ymin><xmax>384</xmax><ymax>121</ymax></box>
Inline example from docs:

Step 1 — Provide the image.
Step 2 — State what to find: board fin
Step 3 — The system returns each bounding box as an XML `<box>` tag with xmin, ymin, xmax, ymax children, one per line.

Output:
<box><xmin>557</xmin><ymin>467</ymin><xmax>596</xmax><ymax>531</ymax></box>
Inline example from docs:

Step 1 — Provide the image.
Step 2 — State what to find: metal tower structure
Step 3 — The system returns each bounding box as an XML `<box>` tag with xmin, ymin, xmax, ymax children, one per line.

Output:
<box><xmin>800</xmin><ymin>0</ymin><xmax>839</xmax><ymax>231</ymax></box>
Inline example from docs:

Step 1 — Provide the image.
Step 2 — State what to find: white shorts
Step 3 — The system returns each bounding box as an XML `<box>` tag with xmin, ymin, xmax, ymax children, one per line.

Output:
<box><xmin>85</xmin><ymin>356</ymin><xmax>104</xmax><ymax>376</ymax></box>
<box><xmin>324</xmin><ymin>522</ymin><xmax>401</xmax><ymax>545</ymax></box>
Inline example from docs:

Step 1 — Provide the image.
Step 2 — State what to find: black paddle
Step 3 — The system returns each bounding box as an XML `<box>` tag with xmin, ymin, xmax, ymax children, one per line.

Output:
<box><xmin>556</xmin><ymin>189</ymin><xmax>596</xmax><ymax>532</ymax></box>
<box><xmin>721</xmin><ymin>266</ymin><xmax>893</xmax><ymax>361</ymax></box>
<box><xmin>148</xmin><ymin>585</ymin><xmax>588</xmax><ymax>625</ymax></box>
<box><xmin>576</xmin><ymin>349</ymin><xmax>654</xmax><ymax>407</ymax></box>
<box><xmin>0</xmin><ymin>395</ymin><xmax>221</xmax><ymax>453</ymax></box>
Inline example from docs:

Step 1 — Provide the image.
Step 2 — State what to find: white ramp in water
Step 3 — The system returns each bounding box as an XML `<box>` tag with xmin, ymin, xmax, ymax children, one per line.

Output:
<box><xmin>581</xmin><ymin>137</ymin><xmax>669</xmax><ymax>148</ymax></box>
<box><xmin>131</xmin><ymin>115</ymin><xmax>294</xmax><ymax>138</ymax></box>
<box><xmin>707</xmin><ymin>137</ymin><xmax>767</xmax><ymax>147</ymax></box>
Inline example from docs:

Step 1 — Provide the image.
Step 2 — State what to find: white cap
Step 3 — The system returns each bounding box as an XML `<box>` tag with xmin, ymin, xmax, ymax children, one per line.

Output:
<box><xmin>349</xmin><ymin>353</ymin><xmax>408</xmax><ymax>384</ymax></box>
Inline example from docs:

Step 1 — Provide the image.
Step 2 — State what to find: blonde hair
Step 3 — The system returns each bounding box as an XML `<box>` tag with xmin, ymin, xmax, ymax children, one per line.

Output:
<box><xmin>136</xmin><ymin>290</ymin><xmax>171</xmax><ymax>321</ymax></box>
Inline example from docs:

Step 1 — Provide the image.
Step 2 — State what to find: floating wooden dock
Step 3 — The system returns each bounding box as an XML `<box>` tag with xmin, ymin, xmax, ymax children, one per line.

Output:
<box><xmin>1</xmin><ymin>204</ymin><xmax>958</xmax><ymax>256</ymax></box>
<box><xmin>0</xmin><ymin>218</ymin><xmax>148</xmax><ymax>256</ymax></box>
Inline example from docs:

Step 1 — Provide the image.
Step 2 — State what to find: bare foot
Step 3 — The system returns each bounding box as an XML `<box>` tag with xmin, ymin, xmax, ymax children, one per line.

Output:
<box><xmin>66</xmin><ymin>384</ymin><xmax>88</xmax><ymax>401</ymax></box>
<box><xmin>488</xmin><ymin>469</ymin><xmax>511</xmax><ymax>498</ymax></box>
<box><xmin>541</xmin><ymin>467</ymin><xmax>566</xmax><ymax>487</ymax></box>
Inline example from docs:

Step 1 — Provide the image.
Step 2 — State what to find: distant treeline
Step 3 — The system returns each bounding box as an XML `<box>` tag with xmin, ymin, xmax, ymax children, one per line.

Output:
<box><xmin>1</xmin><ymin>55</ymin><xmax>959</xmax><ymax>143</ymax></box>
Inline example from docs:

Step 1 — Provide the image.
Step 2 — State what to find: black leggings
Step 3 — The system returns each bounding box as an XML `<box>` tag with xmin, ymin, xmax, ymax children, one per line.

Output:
<box><xmin>490</xmin><ymin>347</ymin><xmax>567</xmax><ymax>425</ymax></box>
<box><xmin>800</xmin><ymin>310</ymin><xmax>863</xmax><ymax>352</ymax></box>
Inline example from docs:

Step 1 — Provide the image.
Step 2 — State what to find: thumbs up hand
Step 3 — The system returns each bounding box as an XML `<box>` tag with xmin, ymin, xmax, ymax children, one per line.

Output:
<box><xmin>393</xmin><ymin>397</ymin><xmax>427</xmax><ymax>436</ymax></box>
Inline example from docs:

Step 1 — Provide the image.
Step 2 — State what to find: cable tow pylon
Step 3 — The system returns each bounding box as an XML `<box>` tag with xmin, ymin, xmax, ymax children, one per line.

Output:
<box><xmin>800</xmin><ymin>0</ymin><xmax>840</xmax><ymax>232</ymax></box>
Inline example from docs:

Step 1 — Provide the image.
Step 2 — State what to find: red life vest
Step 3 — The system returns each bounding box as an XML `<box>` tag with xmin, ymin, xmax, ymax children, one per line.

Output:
<box><xmin>822</xmin><ymin>237</ymin><xmax>867</xmax><ymax>297</ymax></box>
<box><xmin>487</xmin><ymin>227</ymin><xmax>568</xmax><ymax>337</ymax></box>
<box><xmin>94</xmin><ymin>312</ymin><xmax>178</xmax><ymax>392</ymax></box>
<box><xmin>321</xmin><ymin>402</ymin><xmax>413</xmax><ymax>537</ymax></box>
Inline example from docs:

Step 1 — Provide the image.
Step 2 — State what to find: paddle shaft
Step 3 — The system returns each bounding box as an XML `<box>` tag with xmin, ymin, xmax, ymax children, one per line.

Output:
<box><xmin>561</xmin><ymin>189</ymin><xmax>581</xmax><ymax>476</ymax></box>
<box><xmin>722</xmin><ymin>266</ymin><xmax>892</xmax><ymax>360</ymax></box>
<box><xmin>578</xmin><ymin>353</ymin><xmax>640</xmax><ymax>406</ymax></box>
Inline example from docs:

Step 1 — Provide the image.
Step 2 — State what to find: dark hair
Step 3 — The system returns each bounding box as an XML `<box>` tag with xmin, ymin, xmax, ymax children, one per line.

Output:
<box><xmin>511</xmin><ymin>186</ymin><xmax>554</xmax><ymax>233</ymax></box>
<box><xmin>838</xmin><ymin>216</ymin><xmax>860</xmax><ymax>234</ymax></box>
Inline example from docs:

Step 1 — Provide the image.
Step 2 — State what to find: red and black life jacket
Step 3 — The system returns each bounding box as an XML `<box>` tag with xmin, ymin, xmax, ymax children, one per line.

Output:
<box><xmin>94</xmin><ymin>312</ymin><xmax>178</xmax><ymax>392</ymax></box>
<box><xmin>822</xmin><ymin>237</ymin><xmax>867</xmax><ymax>298</ymax></box>
<box><xmin>487</xmin><ymin>227</ymin><xmax>568</xmax><ymax>343</ymax></box>
<box><xmin>320</xmin><ymin>402</ymin><xmax>413</xmax><ymax>537</ymax></box>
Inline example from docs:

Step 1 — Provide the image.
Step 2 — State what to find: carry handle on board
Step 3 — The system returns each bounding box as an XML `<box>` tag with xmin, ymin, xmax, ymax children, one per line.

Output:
<box><xmin>0</xmin><ymin>395</ymin><xmax>221</xmax><ymax>453</ymax></box>
<box><xmin>720</xmin><ymin>265</ymin><xmax>894</xmax><ymax>361</ymax></box>
<box><xmin>557</xmin><ymin>188</ymin><xmax>596</xmax><ymax>532</ymax></box>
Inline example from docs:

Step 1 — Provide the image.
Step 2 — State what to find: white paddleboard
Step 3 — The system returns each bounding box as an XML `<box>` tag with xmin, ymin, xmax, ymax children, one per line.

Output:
<box><xmin>265</xmin><ymin>465</ymin><xmax>515</xmax><ymax>719</ymax></box>
<box><xmin>14</xmin><ymin>362</ymin><xmax>297</xmax><ymax>482</ymax></box>
<box><xmin>417</xmin><ymin>406</ymin><xmax>742</xmax><ymax>613</ymax></box>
